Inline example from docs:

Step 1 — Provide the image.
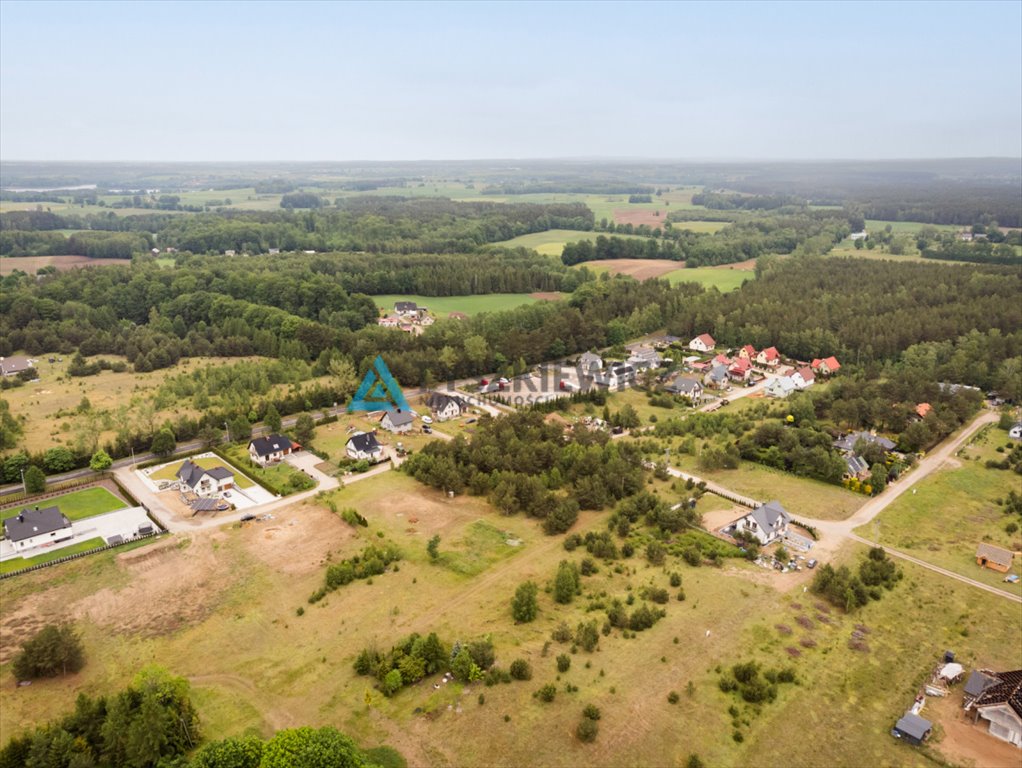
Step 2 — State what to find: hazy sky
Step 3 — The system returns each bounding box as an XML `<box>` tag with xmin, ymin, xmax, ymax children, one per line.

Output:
<box><xmin>2</xmin><ymin>0</ymin><xmax>1020</xmax><ymax>161</ymax></box>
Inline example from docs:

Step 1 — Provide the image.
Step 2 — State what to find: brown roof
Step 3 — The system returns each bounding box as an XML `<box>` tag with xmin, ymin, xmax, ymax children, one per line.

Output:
<box><xmin>973</xmin><ymin>669</ymin><xmax>1022</xmax><ymax>718</ymax></box>
<box><xmin>975</xmin><ymin>542</ymin><xmax>1013</xmax><ymax>568</ymax></box>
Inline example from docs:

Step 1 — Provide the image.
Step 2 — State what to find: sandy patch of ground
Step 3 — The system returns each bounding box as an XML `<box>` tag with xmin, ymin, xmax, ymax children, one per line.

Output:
<box><xmin>703</xmin><ymin>505</ymin><xmax>745</xmax><ymax>531</ymax></box>
<box><xmin>928</xmin><ymin>694</ymin><xmax>1022</xmax><ymax>768</ymax></box>
<box><xmin>613</xmin><ymin>209</ymin><xmax>666</xmax><ymax>227</ymax></box>
<box><xmin>711</xmin><ymin>258</ymin><xmax>758</xmax><ymax>271</ymax></box>
<box><xmin>0</xmin><ymin>255</ymin><xmax>128</xmax><ymax>275</ymax></box>
<box><xmin>587</xmin><ymin>259</ymin><xmax>682</xmax><ymax>280</ymax></box>
<box><xmin>528</xmin><ymin>291</ymin><xmax>563</xmax><ymax>301</ymax></box>
<box><xmin>237</xmin><ymin>503</ymin><xmax>352</xmax><ymax>576</ymax></box>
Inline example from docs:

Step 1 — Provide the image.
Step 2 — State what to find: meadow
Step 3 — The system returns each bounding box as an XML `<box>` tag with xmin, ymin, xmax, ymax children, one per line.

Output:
<box><xmin>493</xmin><ymin>229</ymin><xmax>654</xmax><ymax>256</ymax></box>
<box><xmin>1</xmin><ymin>469</ymin><xmax>1017</xmax><ymax>766</ymax></box>
<box><xmin>372</xmin><ymin>293</ymin><xmax>552</xmax><ymax>316</ymax></box>
<box><xmin>0</xmin><ymin>487</ymin><xmax>126</xmax><ymax>523</ymax></box>
<box><xmin>665</xmin><ymin>266</ymin><xmax>755</xmax><ymax>292</ymax></box>
<box><xmin>854</xmin><ymin>425</ymin><xmax>1022</xmax><ymax>596</ymax></box>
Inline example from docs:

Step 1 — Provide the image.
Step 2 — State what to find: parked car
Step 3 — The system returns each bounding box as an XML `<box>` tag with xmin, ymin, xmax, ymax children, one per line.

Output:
<box><xmin>240</xmin><ymin>514</ymin><xmax>255</xmax><ymax>522</ymax></box>
<box><xmin>422</xmin><ymin>426</ymin><xmax>432</xmax><ymax>434</ymax></box>
<box><xmin>807</xmin><ymin>559</ymin><xmax>818</xmax><ymax>569</ymax></box>
<box><xmin>421</xmin><ymin>416</ymin><xmax>433</xmax><ymax>424</ymax></box>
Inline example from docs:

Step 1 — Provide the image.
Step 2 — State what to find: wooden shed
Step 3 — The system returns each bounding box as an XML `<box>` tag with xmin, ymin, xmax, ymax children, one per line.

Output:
<box><xmin>975</xmin><ymin>543</ymin><xmax>1014</xmax><ymax>573</ymax></box>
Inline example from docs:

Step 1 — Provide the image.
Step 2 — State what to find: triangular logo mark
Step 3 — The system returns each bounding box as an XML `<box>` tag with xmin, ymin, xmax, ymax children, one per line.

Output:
<box><xmin>349</xmin><ymin>356</ymin><xmax>409</xmax><ymax>413</ymax></box>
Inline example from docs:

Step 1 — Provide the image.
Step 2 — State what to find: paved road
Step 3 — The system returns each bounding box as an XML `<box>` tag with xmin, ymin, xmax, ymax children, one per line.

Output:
<box><xmin>698</xmin><ymin>374</ymin><xmax>775</xmax><ymax>412</ymax></box>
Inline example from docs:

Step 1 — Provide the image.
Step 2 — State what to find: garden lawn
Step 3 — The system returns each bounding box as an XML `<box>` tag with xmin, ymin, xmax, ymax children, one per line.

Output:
<box><xmin>0</xmin><ymin>537</ymin><xmax>106</xmax><ymax>575</ymax></box>
<box><xmin>372</xmin><ymin>294</ymin><xmax>546</xmax><ymax>316</ymax></box>
<box><xmin>149</xmin><ymin>456</ymin><xmax>254</xmax><ymax>489</ymax></box>
<box><xmin>219</xmin><ymin>444</ymin><xmax>313</xmax><ymax>496</ymax></box>
<box><xmin>0</xmin><ymin>487</ymin><xmax>126</xmax><ymax>522</ymax></box>
<box><xmin>854</xmin><ymin>426</ymin><xmax>1022</xmax><ymax>597</ymax></box>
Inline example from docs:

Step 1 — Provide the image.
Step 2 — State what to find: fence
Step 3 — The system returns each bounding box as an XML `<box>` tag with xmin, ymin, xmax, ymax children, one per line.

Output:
<box><xmin>0</xmin><ymin>531</ymin><xmax>164</xmax><ymax>580</ymax></box>
<box><xmin>0</xmin><ymin>475</ymin><xmax>141</xmax><ymax>513</ymax></box>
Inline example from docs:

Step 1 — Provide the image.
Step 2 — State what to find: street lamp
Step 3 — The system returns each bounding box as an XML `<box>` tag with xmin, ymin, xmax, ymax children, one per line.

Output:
<box><xmin>224</xmin><ymin>421</ymin><xmax>231</xmax><ymax>444</ymax></box>
<box><xmin>20</xmin><ymin>467</ymin><xmax>26</xmax><ymax>494</ymax></box>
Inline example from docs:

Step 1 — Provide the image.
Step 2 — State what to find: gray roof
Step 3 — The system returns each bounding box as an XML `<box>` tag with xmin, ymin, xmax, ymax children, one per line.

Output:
<box><xmin>964</xmin><ymin>670</ymin><xmax>999</xmax><ymax>698</ymax></box>
<box><xmin>707</xmin><ymin>364</ymin><xmax>729</xmax><ymax>381</ymax></box>
<box><xmin>666</xmin><ymin>377</ymin><xmax>701</xmax><ymax>395</ymax></box>
<box><xmin>3</xmin><ymin>506</ymin><xmax>71</xmax><ymax>542</ymax></box>
<box><xmin>750</xmin><ymin>500</ymin><xmax>791</xmax><ymax>532</ymax></box>
<box><xmin>382</xmin><ymin>409</ymin><xmax>415</xmax><ymax>427</ymax></box>
<box><xmin>106</xmin><ymin>534</ymin><xmax>124</xmax><ymax>545</ymax></box>
<box><xmin>976</xmin><ymin>542</ymin><xmax>1013</xmax><ymax>568</ymax></box>
<box><xmin>579</xmin><ymin>351</ymin><xmax>602</xmax><ymax>364</ymax></box>
<box><xmin>611</xmin><ymin>364</ymin><xmax>635</xmax><ymax>376</ymax></box>
<box><xmin>0</xmin><ymin>356</ymin><xmax>33</xmax><ymax>375</ymax></box>
<box><xmin>249</xmin><ymin>434</ymin><xmax>294</xmax><ymax>457</ymax></box>
<box><xmin>394</xmin><ymin>301</ymin><xmax>418</xmax><ymax>312</ymax></box>
<box><xmin>845</xmin><ymin>455</ymin><xmax>869</xmax><ymax>476</ymax></box>
<box><xmin>833</xmin><ymin>431</ymin><xmax>896</xmax><ymax>453</ymax></box>
<box><xmin>190</xmin><ymin>498</ymin><xmax>221</xmax><ymax>511</ymax></box>
<box><xmin>425</xmin><ymin>392</ymin><xmax>466</xmax><ymax>412</ymax></box>
<box><xmin>177</xmin><ymin>459</ymin><xmax>233</xmax><ymax>489</ymax></box>
<box><xmin>347</xmin><ymin>431</ymin><xmax>382</xmax><ymax>453</ymax></box>
<box><xmin>894</xmin><ymin>713</ymin><xmax>932</xmax><ymax>740</ymax></box>
<box><xmin>768</xmin><ymin>376</ymin><xmax>797</xmax><ymax>395</ymax></box>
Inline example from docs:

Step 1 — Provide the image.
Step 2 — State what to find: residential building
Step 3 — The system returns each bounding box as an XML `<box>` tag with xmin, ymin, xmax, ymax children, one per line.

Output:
<box><xmin>893</xmin><ymin>713</ymin><xmax>933</xmax><ymax>746</ymax></box>
<box><xmin>703</xmin><ymin>364</ymin><xmax>730</xmax><ymax>390</ymax></box>
<box><xmin>176</xmin><ymin>460</ymin><xmax>234</xmax><ymax>498</ymax></box>
<box><xmin>1009</xmin><ymin>423</ymin><xmax>1022</xmax><ymax>440</ymax></box>
<box><xmin>394</xmin><ymin>301</ymin><xmax>419</xmax><ymax>316</ymax></box>
<box><xmin>730</xmin><ymin>501</ymin><xmax>791</xmax><ymax>545</ymax></box>
<box><xmin>0</xmin><ymin>356</ymin><xmax>34</xmax><ymax>377</ymax></box>
<box><xmin>665</xmin><ymin>377</ymin><xmax>703</xmax><ymax>401</ymax></box>
<box><xmin>964</xmin><ymin>669</ymin><xmax>1022</xmax><ymax>747</ymax></box>
<box><xmin>627</xmin><ymin>346</ymin><xmax>662</xmax><ymax>370</ymax></box>
<box><xmin>728</xmin><ymin>358</ymin><xmax>753</xmax><ymax>383</ymax></box>
<box><xmin>689</xmin><ymin>333</ymin><xmax>716</xmax><ymax>353</ymax></box>
<box><xmin>248</xmin><ymin>434</ymin><xmax>295</xmax><ymax>466</ymax></box>
<box><xmin>3</xmin><ymin>506</ymin><xmax>73</xmax><ymax>551</ymax></box>
<box><xmin>737</xmin><ymin>344</ymin><xmax>757</xmax><ymax>361</ymax></box>
<box><xmin>756</xmin><ymin>346</ymin><xmax>781</xmax><ymax>368</ymax></box>
<box><xmin>833</xmin><ymin>431</ymin><xmax>897</xmax><ymax>453</ymax></box>
<box><xmin>380</xmin><ymin>409</ymin><xmax>415</xmax><ymax>433</ymax></box>
<box><xmin>975</xmin><ymin>543</ymin><xmax>1014</xmax><ymax>573</ymax></box>
<box><xmin>596</xmin><ymin>363</ymin><xmax>636</xmax><ymax>389</ymax></box>
<box><xmin>791</xmin><ymin>367</ymin><xmax>815</xmax><ymax>390</ymax></box>
<box><xmin>811</xmin><ymin>356</ymin><xmax>841</xmax><ymax>376</ymax></box>
<box><xmin>578</xmin><ymin>351</ymin><xmax>604</xmax><ymax>374</ymax></box>
<box><xmin>346</xmin><ymin>431</ymin><xmax>385</xmax><ymax>462</ymax></box>
<box><xmin>844</xmin><ymin>455</ymin><xmax>870</xmax><ymax>481</ymax></box>
<box><xmin>915</xmin><ymin>403</ymin><xmax>932</xmax><ymax>419</ymax></box>
<box><xmin>765</xmin><ymin>376</ymin><xmax>797</xmax><ymax>398</ymax></box>
<box><xmin>425</xmin><ymin>392</ymin><xmax>467</xmax><ymax>421</ymax></box>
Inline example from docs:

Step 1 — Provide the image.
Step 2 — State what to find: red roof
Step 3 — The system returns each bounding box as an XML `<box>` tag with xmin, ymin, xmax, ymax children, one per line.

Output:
<box><xmin>741</xmin><ymin>345</ymin><xmax>757</xmax><ymax>357</ymax></box>
<box><xmin>915</xmin><ymin>403</ymin><xmax>931</xmax><ymax>418</ymax></box>
<box><xmin>823</xmin><ymin>356</ymin><xmax>840</xmax><ymax>371</ymax></box>
<box><xmin>713</xmin><ymin>354</ymin><xmax>731</xmax><ymax>365</ymax></box>
<box><xmin>760</xmin><ymin>346</ymin><xmax>779</xmax><ymax>361</ymax></box>
<box><xmin>730</xmin><ymin>358</ymin><xmax>752</xmax><ymax>372</ymax></box>
<box><xmin>693</xmin><ymin>333</ymin><xmax>716</xmax><ymax>347</ymax></box>
<box><xmin>796</xmin><ymin>366</ymin><xmax>815</xmax><ymax>382</ymax></box>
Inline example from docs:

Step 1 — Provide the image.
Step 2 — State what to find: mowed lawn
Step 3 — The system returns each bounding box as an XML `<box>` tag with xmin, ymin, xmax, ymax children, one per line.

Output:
<box><xmin>0</xmin><ymin>487</ymin><xmax>126</xmax><ymax>523</ymax></box>
<box><xmin>665</xmin><ymin>267</ymin><xmax>755</xmax><ymax>292</ymax></box>
<box><xmin>149</xmin><ymin>456</ymin><xmax>254</xmax><ymax>489</ymax></box>
<box><xmin>0</xmin><ymin>537</ymin><xmax>107</xmax><ymax>575</ymax></box>
<box><xmin>372</xmin><ymin>294</ymin><xmax>552</xmax><ymax>316</ymax></box>
<box><xmin>854</xmin><ymin>427</ymin><xmax>1022</xmax><ymax>596</ymax></box>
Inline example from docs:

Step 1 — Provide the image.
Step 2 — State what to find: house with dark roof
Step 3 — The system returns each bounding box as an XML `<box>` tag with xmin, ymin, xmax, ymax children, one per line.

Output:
<box><xmin>627</xmin><ymin>346</ymin><xmax>662</xmax><ymax>370</ymax></box>
<box><xmin>176</xmin><ymin>460</ymin><xmax>234</xmax><ymax>498</ymax></box>
<box><xmin>844</xmin><ymin>454</ymin><xmax>870</xmax><ymax>481</ymax></box>
<box><xmin>596</xmin><ymin>363</ymin><xmax>635</xmax><ymax>389</ymax></box>
<box><xmin>703</xmin><ymin>363</ymin><xmax>730</xmax><ymax>390</ymax></box>
<box><xmin>665</xmin><ymin>377</ymin><xmax>703</xmax><ymax>401</ymax></box>
<box><xmin>2</xmin><ymin>506</ymin><xmax>73</xmax><ymax>551</ymax></box>
<box><xmin>0</xmin><ymin>356</ymin><xmax>34</xmax><ymax>377</ymax></box>
<box><xmin>578</xmin><ymin>351</ymin><xmax>603</xmax><ymax>374</ymax></box>
<box><xmin>380</xmin><ymin>408</ymin><xmax>415</xmax><ymax>433</ymax></box>
<box><xmin>892</xmin><ymin>712</ymin><xmax>933</xmax><ymax>746</ymax></box>
<box><xmin>248</xmin><ymin>434</ymin><xmax>295</xmax><ymax>466</ymax></box>
<box><xmin>425</xmin><ymin>392</ymin><xmax>467</xmax><ymax>422</ymax></box>
<box><xmin>346</xmin><ymin>431</ymin><xmax>385</xmax><ymax>462</ymax></box>
<box><xmin>833</xmin><ymin>431</ymin><xmax>897</xmax><ymax>454</ymax></box>
<box><xmin>975</xmin><ymin>543</ymin><xmax>1014</xmax><ymax>573</ymax></box>
<box><xmin>965</xmin><ymin>669</ymin><xmax>1022</xmax><ymax>747</ymax></box>
<box><xmin>394</xmin><ymin>301</ymin><xmax>419</xmax><ymax>315</ymax></box>
<box><xmin>730</xmin><ymin>501</ymin><xmax>791</xmax><ymax>545</ymax></box>
<box><xmin>964</xmin><ymin>670</ymin><xmax>1001</xmax><ymax>708</ymax></box>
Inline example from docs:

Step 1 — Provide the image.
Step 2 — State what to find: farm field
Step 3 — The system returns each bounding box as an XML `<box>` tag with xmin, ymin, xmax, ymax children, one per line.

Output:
<box><xmin>572</xmin><ymin>259</ymin><xmax>682</xmax><ymax>280</ymax></box>
<box><xmin>0</xmin><ymin>255</ymin><xmax>130</xmax><ymax>275</ymax></box>
<box><xmin>0</xmin><ymin>487</ymin><xmax>126</xmax><ymax>523</ymax></box>
<box><xmin>665</xmin><ymin>266</ymin><xmax>755</xmax><ymax>292</ymax></box>
<box><xmin>149</xmin><ymin>455</ymin><xmax>255</xmax><ymax>490</ymax></box>
<box><xmin>493</xmin><ymin>229</ymin><xmax>654</xmax><ymax>256</ymax></box>
<box><xmin>1</xmin><ymin>470</ymin><xmax>1018</xmax><ymax>766</ymax></box>
<box><xmin>372</xmin><ymin>293</ymin><xmax>557</xmax><ymax>316</ymax></box>
<box><xmin>854</xmin><ymin>425</ymin><xmax>1022</xmax><ymax>597</ymax></box>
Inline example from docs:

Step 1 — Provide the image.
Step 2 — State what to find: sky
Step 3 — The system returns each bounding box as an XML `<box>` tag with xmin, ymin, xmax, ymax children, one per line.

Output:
<box><xmin>1</xmin><ymin>0</ymin><xmax>1020</xmax><ymax>162</ymax></box>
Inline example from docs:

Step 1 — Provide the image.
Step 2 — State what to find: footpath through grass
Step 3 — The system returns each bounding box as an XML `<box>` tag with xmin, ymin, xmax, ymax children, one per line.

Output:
<box><xmin>1</xmin><ymin>487</ymin><xmax>126</xmax><ymax>523</ymax></box>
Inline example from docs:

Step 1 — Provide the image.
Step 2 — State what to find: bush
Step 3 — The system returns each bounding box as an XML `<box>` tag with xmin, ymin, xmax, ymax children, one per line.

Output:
<box><xmin>510</xmin><ymin>659</ymin><xmax>532</xmax><ymax>681</ymax></box>
<box><xmin>552</xmin><ymin>622</ymin><xmax>573</xmax><ymax>643</ymax></box>
<box><xmin>576</xmin><ymin>619</ymin><xmax>600</xmax><ymax>652</ymax></box>
<box><xmin>556</xmin><ymin>654</ymin><xmax>571</xmax><ymax>673</ymax></box>
<box><xmin>12</xmin><ymin>624</ymin><xmax>85</xmax><ymax>680</ymax></box>
<box><xmin>537</xmin><ymin>683</ymin><xmax>557</xmax><ymax>702</ymax></box>
<box><xmin>340</xmin><ymin>507</ymin><xmax>368</xmax><ymax>527</ymax></box>
<box><xmin>512</xmin><ymin>581</ymin><xmax>539</xmax><ymax>623</ymax></box>
<box><xmin>576</xmin><ymin>716</ymin><xmax>599</xmax><ymax>743</ymax></box>
<box><xmin>681</xmin><ymin>546</ymin><xmax>702</xmax><ymax>566</ymax></box>
<box><xmin>582</xmin><ymin>704</ymin><xmax>601</xmax><ymax>721</ymax></box>
<box><xmin>667</xmin><ymin>691</ymin><xmax>680</xmax><ymax>704</ymax></box>
<box><xmin>669</xmin><ymin>572</ymin><xmax>682</xmax><ymax>587</ymax></box>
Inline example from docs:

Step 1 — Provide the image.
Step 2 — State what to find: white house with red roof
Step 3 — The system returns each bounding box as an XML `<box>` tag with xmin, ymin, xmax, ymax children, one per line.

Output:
<box><xmin>689</xmin><ymin>334</ymin><xmax>716</xmax><ymax>353</ymax></box>
<box><xmin>737</xmin><ymin>345</ymin><xmax>757</xmax><ymax>361</ymax></box>
<box><xmin>811</xmin><ymin>356</ymin><xmax>841</xmax><ymax>376</ymax></box>
<box><xmin>728</xmin><ymin>357</ymin><xmax>753</xmax><ymax>383</ymax></box>
<box><xmin>791</xmin><ymin>366</ymin><xmax>816</xmax><ymax>390</ymax></box>
<box><xmin>756</xmin><ymin>346</ymin><xmax>781</xmax><ymax>367</ymax></box>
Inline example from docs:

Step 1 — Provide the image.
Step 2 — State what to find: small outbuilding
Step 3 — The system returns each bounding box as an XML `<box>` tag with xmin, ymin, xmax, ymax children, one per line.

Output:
<box><xmin>976</xmin><ymin>542</ymin><xmax>1014</xmax><ymax>573</ymax></box>
<box><xmin>892</xmin><ymin>712</ymin><xmax>933</xmax><ymax>745</ymax></box>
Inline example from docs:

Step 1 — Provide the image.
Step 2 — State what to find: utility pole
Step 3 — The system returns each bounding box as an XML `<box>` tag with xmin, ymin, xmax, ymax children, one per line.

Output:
<box><xmin>224</xmin><ymin>421</ymin><xmax>231</xmax><ymax>444</ymax></box>
<box><xmin>20</xmin><ymin>467</ymin><xmax>26</xmax><ymax>494</ymax></box>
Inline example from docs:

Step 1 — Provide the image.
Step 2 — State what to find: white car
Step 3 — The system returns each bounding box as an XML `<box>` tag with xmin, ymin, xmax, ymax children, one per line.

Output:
<box><xmin>421</xmin><ymin>416</ymin><xmax>433</xmax><ymax>424</ymax></box>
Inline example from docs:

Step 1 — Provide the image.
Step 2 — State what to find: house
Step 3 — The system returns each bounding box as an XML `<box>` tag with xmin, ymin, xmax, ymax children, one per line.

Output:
<box><xmin>1009</xmin><ymin>423</ymin><xmax>1022</xmax><ymax>440</ymax></box>
<box><xmin>731</xmin><ymin>501</ymin><xmax>791</xmax><ymax>545</ymax></box>
<box><xmin>224</xmin><ymin>249</ymin><xmax>236</xmax><ymax>257</ymax></box>
<box><xmin>249</xmin><ymin>434</ymin><xmax>295</xmax><ymax>466</ymax></box>
<box><xmin>737</xmin><ymin>345</ymin><xmax>757</xmax><ymax>361</ymax></box>
<box><xmin>728</xmin><ymin>358</ymin><xmax>753</xmax><ymax>383</ymax></box>
<box><xmin>703</xmin><ymin>364</ymin><xmax>730</xmax><ymax>390</ymax></box>
<box><xmin>346</xmin><ymin>431</ymin><xmax>385</xmax><ymax>462</ymax></box>
<box><xmin>756</xmin><ymin>347</ymin><xmax>781</xmax><ymax>368</ymax></box>
<box><xmin>650</xmin><ymin>335</ymin><xmax>682</xmax><ymax>349</ymax></box>
<box><xmin>0</xmin><ymin>356</ymin><xmax>34</xmax><ymax>377</ymax></box>
<box><xmin>964</xmin><ymin>670</ymin><xmax>1001</xmax><ymax>708</ymax></box>
<box><xmin>665</xmin><ymin>377</ymin><xmax>703</xmax><ymax>401</ymax></box>
<box><xmin>713</xmin><ymin>353</ymin><xmax>731</xmax><ymax>366</ymax></box>
<box><xmin>965</xmin><ymin>669</ymin><xmax>1022</xmax><ymax>747</ymax></box>
<box><xmin>425</xmin><ymin>392</ymin><xmax>467</xmax><ymax>421</ymax></box>
<box><xmin>2</xmin><ymin>506</ymin><xmax>73</xmax><ymax>551</ymax></box>
<box><xmin>177</xmin><ymin>460</ymin><xmax>234</xmax><ymax>497</ymax></box>
<box><xmin>915</xmin><ymin>403</ymin><xmax>932</xmax><ymax>419</ymax></box>
<box><xmin>844</xmin><ymin>454</ymin><xmax>870</xmax><ymax>481</ymax></box>
<box><xmin>833</xmin><ymin>431</ymin><xmax>897</xmax><ymax>453</ymax></box>
<box><xmin>689</xmin><ymin>334</ymin><xmax>716</xmax><ymax>353</ymax></box>
<box><xmin>893</xmin><ymin>713</ymin><xmax>933</xmax><ymax>746</ymax></box>
<box><xmin>627</xmin><ymin>346</ymin><xmax>662</xmax><ymax>370</ymax></box>
<box><xmin>975</xmin><ymin>542</ymin><xmax>1013</xmax><ymax>573</ymax></box>
<box><xmin>765</xmin><ymin>376</ymin><xmax>798</xmax><ymax>399</ymax></box>
<box><xmin>578</xmin><ymin>351</ymin><xmax>604</xmax><ymax>374</ymax></box>
<box><xmin>394</xmin><ymin>301</ymin><xmax>419</xmax><ymax>316</ymax></box>
<box><xmin>597</xmin><ymin>363</ymin><xmax>636</xmax><ymax>389</ymax></box>
<box><xmin>268</xmin><ymin>248</ymin><xmax>280</xmax><ymax>255</ymax></box>
<box><xmin>378</xmin><ymin>315</ymin><xmax>400</xmax><ymax>327</ymax></box>
<box><xmin>811</xmin><ymin>356</ymin><xmax>841</xmax><ymax>376</ymax></box>
<box><xmin>380</xmin><ymin>408</ymin><xmax>415</xmax><ymax>433</ymax></box>
<box><xmin>850</xmin><ymin>231</ymin><xmax>869</xmax><ymax>241</ymax></box>
<box><xmin>791</xmin><ymin>367</ymin><xmax>815</xmax><ymax>390</ymax></box>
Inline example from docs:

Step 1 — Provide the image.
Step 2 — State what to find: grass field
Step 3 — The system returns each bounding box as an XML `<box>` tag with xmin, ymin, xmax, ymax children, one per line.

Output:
<box><xmin>0</xmin><ymin>487</ymin><xmax>126</xmax><ymax>523</ymax></box>
<box><xmin>149</xmin><ymin>456</ymin><xmax>254</xmax><ymax>489</ymax></box>
<box><xmin>2</xmin><ymin>467</ymin><xmax>1018</xmax><ymax>766</ymax></box>
<box><xmin>492</xmin><ymin>229</ymin><xmax>654</xmax><ymax>256</ymax></box>
<box><xmin>665</xmin><ymin>267</ymin><xmax>755</xmax><ymax>292</ymax></box>
<box><xmin>0</xmin><ymin>537</ymin><xmax>108</xmax><ymax>575</ymax></box>
<box><xmin>372</xmin><ymin>294</ymin><xmax>552</xmax><ymax>316</ymax></box>
<box><xmin>854</xmin><ymin>426</ymin><xmax>1022</xmax><ymax>596</ymax></box>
